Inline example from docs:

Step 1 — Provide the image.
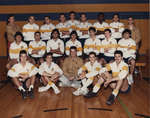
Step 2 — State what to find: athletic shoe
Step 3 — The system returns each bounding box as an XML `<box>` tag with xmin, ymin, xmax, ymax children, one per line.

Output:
<box><xmin>20</xmin><ymin>90</ymin><xmax>27</xmax><ymax>99</ymax></box>
<box><xmin>38</xmin><ymin>85</ymin><xmax>50</xmax><ymax>92</ymax></box>
<box><xmin>106</xmin><ymin>94</ymin><xmax>115</xmax><ymax>105</ymax></box>
<box><xmin>84</xmin><ymin>91</ymin><xmax>97</xmax><ymax>98</ymax></box>
<box><xmin>54</xmin><ymin>88</ymin><xmax>61</xmax><ymax>94</ymax></box>
<box><xmin>73</xmin><ymin>88</ymin><xmax>83</xmax><ymax>96</ymax></box>
<box><xmin>28</xmin><ymin>88</ymin><xmax>34</xmax><ymax>99</ymax></box>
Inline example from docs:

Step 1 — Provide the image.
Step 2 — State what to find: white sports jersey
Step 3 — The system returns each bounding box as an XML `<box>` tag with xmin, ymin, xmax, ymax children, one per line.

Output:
<box><xmin>84</xmin><ymin>38</ymin><xmax>101</xmax><ymax>55</ymax></box>
<box><xmin>47</xmin><ymin>39</ymin><xmax>64</xmax><ymax>57</ymax></box>
<box><xmin>77</xmin><ymin>21</ymin><xmax>92</xmax><ymax>38</ymax></box>
<box><xmin>65</xmin><ymin>39</ymin><xmax>82</xmax><ymax>56</ymax></box>
<box><xmin>7</xmin><ymin>62</ymin><xmax>38</xmax><ymax>78</ymax></box>
<box><xmin>101</xmin><ymin>37</ymin><xmax>117</xmax><ymax>57</ymax></box>
<box><xmin>40</xmin><ymin>23</ymin><xmax>55</xmax><ymax>40</ymax></box>
<box><xmin>118</xmin><ymin>38</ymin><xmax>136</xmax><ymax>59</ymax></box>
<box><xmin>93</xmin><ymin>21</ymin><xmax>110</xmax><ymax>39</ymax></box>
<box><xmin>100</xmin><ymin>60</ymin><xmax>129</xmax><ymax>80</ymax></box>
<box><xmin>66</xmin><ymin>20</ymin><xmax>80</xmax><ymax>31</ymax></box>
<box><xmin>56</xmin><ymin>22</ymin><xmax>70</xmax><ymax>38</ymax></box>
<box><xmin>78</xmin><ymin>61</ymin><xmax>101</xmax><ymax>79</ymax></box>
<box><xmin>9</xmin><ymin>41</ymin><xmax>28</xmax><ymax>60</ymax></box>
<box><xmin>39</xmin><ymin>62</ymin><xmax>63</xmax><ymax>75</ymax></box>
<box><xmin>110</xmin><ymin>22</ymin><xmax>124</xmax><ymax>39</ymax></box>
<box><xmin>22</xmin><ymin>23</ymin><xmax>39</xmax><ymax>41</ymax></box>
<box><xmin>28</xmin><ymin>40</ymin><xmax>46</xmax><ymax>58</ymax></box>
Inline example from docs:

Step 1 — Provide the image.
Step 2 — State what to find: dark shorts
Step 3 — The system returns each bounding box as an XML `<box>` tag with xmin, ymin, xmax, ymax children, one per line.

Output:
<box><xmin>120</xmin><ymin>85</ymin><xmax>131</xmax><ymax>94</ymax></box>
<box><xmin>78</xmin><ymin>38</ymin><xmax>87</xmax><ymax>47</ymax></box>
<box><xmin>123</xmin><ymin>57</ymin><xmax>130</xmax><ymax>64</ymax></box>
<box><xmin>115</xmin><ymin>38</ymin><xmax>121</xmax><ymax>43</ymax></box>
<box><xmin>103</xmin><ymin>55</ymin><xmax>114</xmax><ymax>63</ymax></box>
<box><xmin>23</xmin><ymin>40</ymin><xmax>31</xmax><ymax>46</ymax></box>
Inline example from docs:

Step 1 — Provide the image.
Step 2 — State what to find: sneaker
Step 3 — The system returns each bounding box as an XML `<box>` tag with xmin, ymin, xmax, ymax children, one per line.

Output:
<box><xmin>84</xmin><ymin>91</ymin><xmax>97</xmax><ymax>98</ymax></box>
<box><xmin>20</xmin><ymin>90</ymin><xmax>27</xmax><ymax>99</ymax></box>
<box><xmin>71</xmin><ymin>83</ymin><xmax>81</xmax><ymax>89</ymax></box>
<box><xmin>54</xmin><ymin>88</ymin><xmax>61</xmax><ymax>94</ymax></box>
<box><xmin>28</xmin><ymin>88</ymin><xmax>34</xmax><ymax>99</ymax></box>
<box><xmin>81</xmin><ymin>87</ymin><xmax>89</xmax><ymax>95</ymax></box>
<box><xmin>106</xmin><ymin>94</ymin><xmax>115</xmax><ymax>105</ymax></box>
<box><xmin>38</xmin><ymin>86</ymin><xmax>50</xmax><ymax>92</ymax></box>
<box><xmin>73</xmin><ymin>88</ymin><xmax>83</xmax><ymax>96</ymax></box>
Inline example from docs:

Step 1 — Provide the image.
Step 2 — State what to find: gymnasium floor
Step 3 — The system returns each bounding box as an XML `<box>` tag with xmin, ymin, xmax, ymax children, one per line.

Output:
<box><xmin>0</xmin><ymin>57</ymin><xmax>150</xmax><ymax>118</ymax></box>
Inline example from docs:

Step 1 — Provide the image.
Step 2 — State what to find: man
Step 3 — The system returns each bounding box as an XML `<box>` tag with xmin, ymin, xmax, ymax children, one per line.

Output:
<box><xmin>6</xmin><ymin>32</ymin><xmax>28</xmax><ymax>69</ymax></box>
<box><xmin>56</xmin><ymin>13</ymin><xmax>70</xmax><ymax>39</ymax></box>
<box><xmin>84</xmin><ymin>27</ymin><xmax>101</xmax><ymax>59</ymax></box>
<box><xmin>62</xmin><ymin>46</ymin><xmax>83</xmax><ymax>88</ymax></box>
<box><xmin>118</xmin><ymin>29</ymin><xmax>136</xmax><ymax>85</ymax></box>
<box><xmin>40</xmin><ymin>16</ymin><xmax>55</xmax><ymax>42</ymax></box>
<box><xmin>7</xmin><ymin>50</ymin><xmax>38</xmax><ymax>99</ymax></box>
<box><xmin>47</xmin><ymin>29</ymin><xmax>64</xmax><ymax>64</ymax></box>
<box><xmin>110</xmin><ymin>13</ymin><xmax>124</xmax><ymax>42</ymax></box>
<box><xmin>38</xmin><ymin>52</ymin><xmax>63</xmax><ymax>94</ymax></box>
<box><xmin>93</xmin><ymin>12</ymin><xmax>109</xmax><ymax>39</ymax></box>
<box><xmin>22</xmin><ymin>16</ymin><xmax>39</xmax><ymax>45</ymax></box>
<box><xmin>101</xmin><ymin>29</ymin><xmax>117</xmax><ymax>63</ymax></box>
<box><xmin>73</xmin><ymin>52</ymin><xmax>101</xmax><ymax>96</ymax></box>
<box><xmin>28</xmin><ymin>31</ymin><xmax>46</xmax><ymax>64</ymax></box>
<box><xmin>85</xmin><ymin>50</ymin><xmax>130</xmax><ymax>105</ymax></box>
<box><xmin>65</xmin><ymin>31</ymin><xmax>82</xmax><ymax>56</ymax></box>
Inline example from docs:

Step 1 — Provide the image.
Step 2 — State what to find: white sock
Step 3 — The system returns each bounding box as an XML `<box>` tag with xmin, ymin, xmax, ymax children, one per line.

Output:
<box><xmin>82</xmin><ymin>78</ymin><xmax>93</xmax><ymax>88</ymax></box>
<box><xmin>18</xmin><ymin>86</ymin><xmax>25</xmax><ymax>92</ymax></box>
<box><xmin>93</xmin><ymin>78</ymin><xmax>104</xmax><ymax>93</ymax></box>
<box><xmin>81</xmin><ymin>78</ymin><xmax>87</xmax><ymax>86</ymax></box>
<box><xmin>29</xmin><ymin>85</ymin><xmax>34</xmax><ymax>91</ymax></box>
<box><xmin>127</xmin><ymin>74</ymin><xmax>134</xmax><ymax>85</ymax></box>
<box><xmin>112</xmin><ymin>89</ymin><xmax>119</xmax><ymax>97</ymax></box>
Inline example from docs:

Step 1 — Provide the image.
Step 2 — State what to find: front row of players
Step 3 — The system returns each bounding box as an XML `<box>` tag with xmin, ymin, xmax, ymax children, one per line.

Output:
<box><xmin>8</xmin><ymin>48</ymin><xmax>130</xmax><ymax>105</ymax></box>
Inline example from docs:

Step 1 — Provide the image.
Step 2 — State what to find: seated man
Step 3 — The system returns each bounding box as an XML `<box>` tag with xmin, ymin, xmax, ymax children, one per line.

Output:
<box><xmin>101</xmin><ymin>29</ymin><xmax>117</xmax><ymax>64</ymax></box>
<box><xmin>73</xmin><ymin>52</ymin><xmax>101</xmax><ymax>96</ymax></box>
<box><xmin>38</xmin><ymin>52</ymin><xmax>63</xmax><ymax>94</ymax></box>
<box><xmin>118</xmin><ymin>29</ymin><xmax>136</xmax><ymax>84</ymax></box>
<box><xmin>28</xmin><ymin>31</ymin><xmax>46</xmax><ymax>65</ymax></box>
<box><xmin>7</xmin><ymin>50</ymin><xmax>38</xmax><ymax>99</ymax></box>
<box><xmin>6</xmin><ymin>32</ymin><xmax>28</xmax><ymax>70</ymax></box>
<box><xmin>61</xmin><ymin>46</ymin><xmax>83</xmax><ymax>88</ymax></box>
<box><xmin>85</xmin><ymin>50</ymin><xmax>130</xmax><ymax>105</ymax></box>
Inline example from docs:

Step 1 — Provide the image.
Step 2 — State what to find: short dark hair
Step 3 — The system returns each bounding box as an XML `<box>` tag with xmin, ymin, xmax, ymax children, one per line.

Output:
<box><xmin>46</xmin><ymin>52</ymin><xmax>53</xmax><ymax>58</ymax></box>
<box><xmin>122</xmin><ymin>29</ymin><xmax>131</xmax><ymax>36</ymax></box>
<box><xmin>59</xmin><ymin>13</ymin><xmax>65</xmax><ymax>17</ymax></box>
<box><xmin>19</xmin><ymin>50</ymin><xmax>27</xmax><ymax>61</ymax></box>
<box><xmin>89</xmin><ymin>52</ymin><xmax>96</xmax><ymax>57</ymax></box>
<box><xmin>34</xmin><ymin>31</ymin><xmax>41</xmax><ymax>36</ymax></box>
<box><xmin>44</xmin><ymin>16</ymin><xmax>50</xmax><ymax>19</ymax></box>
<box><xmin>97</xmin><ymin>12</ymin><xmax>104</xmax><ymax>17</ymax></box>
<box><xmin>70</xmin><ymin>30</ymin><xmax>78</xmax><ymax>39</ymax></box>
<box><xmin>70</xmin><ymin>46</ymin><xmax>77</xmax><ymax>51</ymax></box>
<box><xmin>80</xmin><ymin>13</ymin><xmax>87</xmax><ymax>17</ymax></box>
<box><xmin>89</xmin><ymin>27</ymin><xmax>96</xmax><ymax>32</ymax></box>
<box><xmin>69</xmin><ymin>11</ymin><xmax>76</xmax><ymax>15</ymax></box>
<box><xmin>14</xmin><ymin>32</ymin><xmax>24</xmax><ymax>40</ymax></box>
<box><xmin>114</xmin><ymin>50</ymin><xmax>123</xmax><ymax>57</ymax></box>
<box><xmin>104</xmin><ymin>29</ymin><xmax>111</xmax><ymax>33</ymax></box>
<box><xmin>113</xmin><ymin>13</ymin><xmax>120</xmax><ymax>19</ymax></box>
<box><xmin>7</xmin><ymin>14</ymin><xmax>15</xmax><ymax>24</ymax></box>
<box><xmin>51</xmin><ymin>29</ymin><xmax>60</xmax><ymax>39</ymax></box>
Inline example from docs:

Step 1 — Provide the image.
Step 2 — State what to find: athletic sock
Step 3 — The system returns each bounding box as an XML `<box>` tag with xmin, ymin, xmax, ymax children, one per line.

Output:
<box><xmin>29</xmin><ymin>85</ymin><xmax>34</xmax><ymax>91</ymax></box>
<box><xmin>18</xmin><ymin>86</ymin><xmax>25</xmax><ymax>92</ymax></box>
<box><xmin>112</xmin><ymin>89</ymin><xmax>119</xmax><ymax>97</ymax></box>
<box><xmin>92</xmin><ymin>78</ymin><xmax>104</xmax><ymax>93</ymax></box>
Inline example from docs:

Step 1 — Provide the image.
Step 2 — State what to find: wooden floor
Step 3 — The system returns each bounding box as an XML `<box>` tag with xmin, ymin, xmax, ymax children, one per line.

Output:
<box><xmin>0</xmin><ymin>58</ymin><xmax>150</xmax><ymax>118</ymax></box>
